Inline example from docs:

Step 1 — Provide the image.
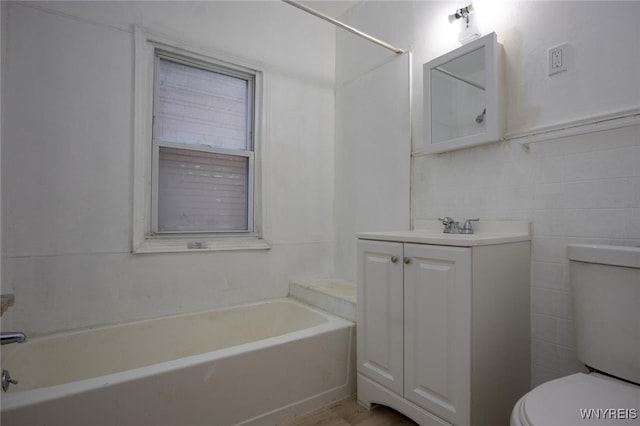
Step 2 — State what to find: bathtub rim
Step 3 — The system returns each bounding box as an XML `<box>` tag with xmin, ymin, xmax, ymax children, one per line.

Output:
<box><xmin>1</xmin><ymin>297</ymin><xmax>354</xmax><ymax>412</ymax></box>
<box><xmin>3</xmin><ymin>296</ymin><xmax>334</xmax><ymax>342</ymax></box>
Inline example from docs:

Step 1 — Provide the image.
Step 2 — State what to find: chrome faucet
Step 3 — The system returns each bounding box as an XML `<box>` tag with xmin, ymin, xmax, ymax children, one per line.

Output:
<box><xmin>438</xmin><ymin>217</ymin><xmax>460</xmax><ymax>234</ymax></box>
<box><xmin>439</xmin><ymin>217</ymin><xmax>480</xmax><ymax>234</ymax></box>
<box><xmin>1</xmin><ymin>332</ymin><xmax>26</xmax><ymax>345</ymax></box>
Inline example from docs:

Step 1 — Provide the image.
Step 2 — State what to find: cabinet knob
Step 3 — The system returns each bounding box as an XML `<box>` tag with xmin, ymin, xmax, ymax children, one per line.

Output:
<box><xmin>404</xmin><ymin>257</ymin><xmax>411</xmax><ymax>265</ymax></box>
<box><xmin>390</xmin><ymin>256</ymin><xmax>398</xmax><ymax>263</ymax></box>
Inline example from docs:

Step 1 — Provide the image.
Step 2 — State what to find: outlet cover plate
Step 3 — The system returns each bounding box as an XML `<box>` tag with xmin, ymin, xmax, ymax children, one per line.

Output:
<box><xmin>548</xmin><ymin>43</ymin><xmax>568</xmax><ymax>76</ymax></box>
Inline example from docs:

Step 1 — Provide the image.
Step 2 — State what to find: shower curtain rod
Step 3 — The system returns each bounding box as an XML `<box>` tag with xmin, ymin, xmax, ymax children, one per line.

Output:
<box><xmin>281</xmin><ymin>0</ymin><xmax>406</xmax><ymax>54</ymax></box>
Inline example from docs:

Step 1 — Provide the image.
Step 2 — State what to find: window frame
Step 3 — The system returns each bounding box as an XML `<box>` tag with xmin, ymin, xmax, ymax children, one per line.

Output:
<box><xmin>151</xmin><ymin>52</ymin><xmax>256</xmax><ymax>235</ymax></box>
<box><xmin>133</xmin><ymin>26</ymin><xmax>268</xmax><ymax>253</ymax></box>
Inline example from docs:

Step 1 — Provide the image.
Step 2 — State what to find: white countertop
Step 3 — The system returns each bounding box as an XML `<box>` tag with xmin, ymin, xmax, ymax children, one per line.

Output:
<box><xmin>357</xmin><ymin>220</ymin><xmax>530</xmax><ymax>247</ymax></box>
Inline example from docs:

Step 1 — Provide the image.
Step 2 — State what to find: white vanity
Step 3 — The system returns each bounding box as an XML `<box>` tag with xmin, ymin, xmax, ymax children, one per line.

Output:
<box><xmin>356</xmin><ymin>221</ymin><xmax>530</xmax><ymax>425</ymax></box>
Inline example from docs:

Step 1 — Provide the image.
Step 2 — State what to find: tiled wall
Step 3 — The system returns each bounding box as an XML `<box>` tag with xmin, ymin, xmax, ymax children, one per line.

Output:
<box><xmin>529</xmin><ymin>125</ymin><xmax>640</xmax><ymax>385</ymax></box>
<box><xmin>413</xmin><ymin>124</ymin><xmax>640</xmax><ymax>386</ymax></box>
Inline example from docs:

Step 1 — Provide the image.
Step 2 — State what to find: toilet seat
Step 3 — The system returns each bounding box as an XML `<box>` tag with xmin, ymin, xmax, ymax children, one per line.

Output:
<box><xmin>511</xmin><ymin>373</ymin><xmax>640</xmax><ymax>425</ymax></box>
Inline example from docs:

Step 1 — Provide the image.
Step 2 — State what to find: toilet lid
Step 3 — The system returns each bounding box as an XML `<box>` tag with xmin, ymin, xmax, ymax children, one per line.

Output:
<box><xmin>518</xmin><ymin>373</ymin><xmax>640</xmax><ymax>425</ymax></box>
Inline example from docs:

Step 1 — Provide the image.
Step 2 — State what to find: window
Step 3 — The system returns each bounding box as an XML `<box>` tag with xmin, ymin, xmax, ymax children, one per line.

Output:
<box><xmin>153</xmin><ymin>55</ymin><xmax>254</xmax><ymax>233</ymax></box>
<box><xmin>133</xmin><ymin>27</ymin><xmax>266</xmax><ymax>252</ymax></box>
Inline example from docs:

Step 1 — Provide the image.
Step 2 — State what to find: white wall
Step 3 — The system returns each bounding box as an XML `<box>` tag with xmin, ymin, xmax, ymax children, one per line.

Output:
<box><xmin>334</xmin><ymin>2</ymin><xmax>412</xmax><ymax>281</ymax></box>
<box><xmin>336</xmin><ymin>0</ymin><xmax>640</xmax><ymax>388</ymax></box>
<box><xmin>2</xmin><ymin>1</ymin><xmax>336</xmax><ymax>335</ymax></box>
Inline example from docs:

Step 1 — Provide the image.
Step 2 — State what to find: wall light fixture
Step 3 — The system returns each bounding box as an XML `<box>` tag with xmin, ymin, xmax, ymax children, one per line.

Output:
<box><xmin>448</xmin><ymin>3</ymin><xmax>481</xmax><ymax>45</ymax></box>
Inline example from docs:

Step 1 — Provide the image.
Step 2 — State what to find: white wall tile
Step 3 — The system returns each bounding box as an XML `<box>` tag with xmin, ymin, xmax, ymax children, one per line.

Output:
<box><xmin>531</xmin><ymin>314</ymin><xmax>558</xmax><ymax>343</ymax></box>
<box><xmin>532</xmin><ymin>339</ymin><xmax>560</xmax><ymax>371</ymax></box>
<box><xmin>562</xmin><ymin>152</ymin><xmax>597</xmax><ymax>182</ymax></box>
<box><xmin>558</xmin><ymin>319</ymin><xmax>575</xmax><ymax>349</ymax></box>
<box><xmin>596</xmin><ymin>178</ymin><xmax>638</xmax><ymax>209</ymax></box>
<box><xmin>533</xmin><ymin>183</ymin><xmax>565</xmax><ymax>211</ymax></box>
<box><xmin>531</xmin><ymin>364</ymin><xmax>562</xmax><ymax>388</ymax></box>
<box><xmin>531</xmin><ymin>261</ymin><xmax>567</xmax><ymax>291</ymax></box>
<box><xmin>596</xmin><ymin>147</ymin><xmax>638</xmax><ymax>179</ymax></box>
<box><xmin>565</xmin><ymin>209</ymin><xmax>629</xmax><ymax>239</ymax></box>
<box><xmin>531</xmin><ymin>237</ymin><xmax>568</xmax><ymax>264</ymax></box>
<box><xmin>532</xmin><ymin>288</ymin><xmax>568</xmax><ymax>318</ymax></box>
<box><xmin>562</xmin><ymin>181</ymin><xmax>598</xmax><ymax>209</ymax></box>
<box><xmin>534</xmin><ymin>156</ymin><xmax>565</xmax><ymax>184</ymax></box>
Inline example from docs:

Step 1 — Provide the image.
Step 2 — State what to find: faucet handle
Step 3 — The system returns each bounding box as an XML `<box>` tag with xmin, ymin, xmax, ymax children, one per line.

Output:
<box><xmin>461</xmin><ymin>218</ymin><xmax>479</xmax><ymax>234</ymax></box>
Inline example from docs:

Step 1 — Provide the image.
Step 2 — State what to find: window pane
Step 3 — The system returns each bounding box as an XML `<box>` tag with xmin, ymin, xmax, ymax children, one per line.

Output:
<box><xmin>155</xmin><ymin>58</ymin><xmax>248</xmax><ymax>150</ymax></box>
<box><xmin>157</xmin><ymin>147</ymin><xmax>249</xmax><ymax>232</ymax></box>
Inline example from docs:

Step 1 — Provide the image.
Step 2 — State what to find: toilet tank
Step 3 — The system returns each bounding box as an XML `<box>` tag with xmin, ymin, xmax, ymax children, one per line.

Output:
<box><xmin>568</xmin><ymin>244</ymin><xmax>640</xmax><ymax>384</ymax></box>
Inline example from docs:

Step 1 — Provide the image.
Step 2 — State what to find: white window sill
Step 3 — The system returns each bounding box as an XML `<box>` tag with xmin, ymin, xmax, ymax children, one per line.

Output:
<box><xmin>133</xmin><ymin>236</ymin><xmax>271</xmax><ymax>254</ymax></box>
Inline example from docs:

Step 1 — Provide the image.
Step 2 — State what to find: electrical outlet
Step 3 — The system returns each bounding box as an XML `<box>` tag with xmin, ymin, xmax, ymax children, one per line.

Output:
<box><xmin>548</xmin><ymin>43</ymin><xmax>568</xmax><ymax>76</ymax></box>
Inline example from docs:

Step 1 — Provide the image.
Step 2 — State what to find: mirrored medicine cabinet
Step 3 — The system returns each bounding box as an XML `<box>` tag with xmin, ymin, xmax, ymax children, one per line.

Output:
<box><xmin>423</xmin><ymin>32</ymin><xmax>504</xmax><ymax>154</ymax></box>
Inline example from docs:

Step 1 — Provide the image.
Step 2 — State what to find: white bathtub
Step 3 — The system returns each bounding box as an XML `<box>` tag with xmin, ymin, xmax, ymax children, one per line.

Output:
<box><xmin>1</xmin><ymin>298</ymin><xmax>355</xmax><ymax>426</ymax></box>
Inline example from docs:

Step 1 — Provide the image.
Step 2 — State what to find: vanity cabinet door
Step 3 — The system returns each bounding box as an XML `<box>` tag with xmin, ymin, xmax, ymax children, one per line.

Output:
<box><xmin>357</xmin><ymin>239</ymin><xmax>404</xmax><ymax>396</ymax></box>
<box><xmin>403</xmin><ymin>243</ymin><xmax>471</xmax><ymax>425</ymax></box>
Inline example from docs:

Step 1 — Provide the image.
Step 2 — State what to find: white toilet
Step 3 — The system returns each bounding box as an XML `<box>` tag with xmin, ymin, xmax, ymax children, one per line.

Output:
<box><xmin>511</xmin><ymin>244</ymin><xmax>640</xmax><ymax>425</ymax></box>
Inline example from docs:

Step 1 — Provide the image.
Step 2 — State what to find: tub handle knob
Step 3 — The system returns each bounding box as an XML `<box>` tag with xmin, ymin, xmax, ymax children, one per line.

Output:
<box><xmin>390</xmin><ymin>256</ymin><xmax>398</xmax><ymax>263</ymax></box>
<box><xmin>2</xmin><ymin>369</ymin><xmax>17</xmax><ymax>392</ymax></box>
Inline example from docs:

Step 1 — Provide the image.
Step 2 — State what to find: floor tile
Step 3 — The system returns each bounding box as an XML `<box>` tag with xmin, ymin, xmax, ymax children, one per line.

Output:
<box><xmin>285</xmin><ymin>395</ymin><xmax>417</xmax><ymax>426</ymax></box>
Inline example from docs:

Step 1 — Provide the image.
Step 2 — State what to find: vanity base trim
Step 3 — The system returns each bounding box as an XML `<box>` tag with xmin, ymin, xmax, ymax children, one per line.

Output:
<box><xmin>357</xmin><ymin>374</ymin><xmax>451</xmax><ymax>426</ymax></box>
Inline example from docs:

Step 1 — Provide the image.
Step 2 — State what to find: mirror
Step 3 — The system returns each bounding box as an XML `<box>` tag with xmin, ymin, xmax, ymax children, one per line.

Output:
<box><xmin>423</xmin><ymin>32</ymin><xmax>503</xmax><ymax>154</ymax></box>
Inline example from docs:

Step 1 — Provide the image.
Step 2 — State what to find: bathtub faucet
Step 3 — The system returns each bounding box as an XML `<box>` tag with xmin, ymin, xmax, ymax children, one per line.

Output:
<box><xmin>1</xmin><ymin>332</ymin><xmax>26</xmax><ymax>345</ymax></box>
